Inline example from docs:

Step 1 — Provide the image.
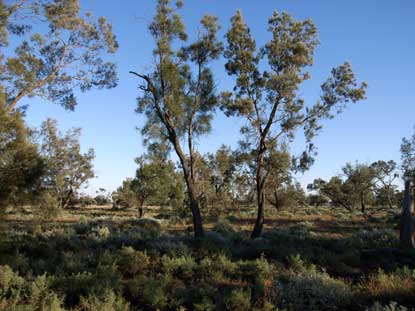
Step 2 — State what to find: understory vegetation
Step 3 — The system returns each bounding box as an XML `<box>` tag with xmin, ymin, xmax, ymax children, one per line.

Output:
<box><xmin>1</xmin><ymin>205</ymin><xmax>415</xmax><ymax>311</ymax></box>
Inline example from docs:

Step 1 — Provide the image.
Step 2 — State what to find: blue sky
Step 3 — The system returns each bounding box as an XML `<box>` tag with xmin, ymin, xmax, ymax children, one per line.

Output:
<box><xmin>24</xmin><ymin>0</ymin><xmax>415</xmax><ymax>195</ymax></box>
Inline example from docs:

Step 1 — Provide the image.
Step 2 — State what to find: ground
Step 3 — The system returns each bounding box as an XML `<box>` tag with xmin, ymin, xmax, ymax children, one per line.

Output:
<box><xmin>0</xmin><ymin>205</ymin><xmax>414</xmax><ymax>310</ymax></box>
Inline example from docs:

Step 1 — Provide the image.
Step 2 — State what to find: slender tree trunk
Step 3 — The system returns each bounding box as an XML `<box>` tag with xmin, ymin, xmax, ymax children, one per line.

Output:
<box><xmin>400</xmin><ymin>180</ymin><xmax>414</xmax><ymax>248</ymax></box>
<box><xmin>388</xmin><ymin>195</ymin><xmax>393</xmax><ymax>209</ymax></box>
<box><xmin>187</xmin><ymin>181</ymin><xmax>204</xmax><ymax>237</ymax></box>
<box><xmin>361</xmin><ymin>194</ymin><xmax>366</xmax><ymax>213</ymax></box>
<box><xmin>171</xmin><ymin>136</ymin><xmax>204</xmax><ymax>238</ymax></box>
<box><xmin>138</xmin><ymin>198</ymin><xmax>144</xmax><ymax>218</ymax></box>
<box><xmin>251</xmin><ymin>152</ymin><xmax>265</xmax><ymax>239</ymax></box>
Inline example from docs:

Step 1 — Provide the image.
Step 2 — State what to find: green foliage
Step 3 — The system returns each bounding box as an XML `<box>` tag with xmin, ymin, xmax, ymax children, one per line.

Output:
<box><xmin>36</xmin><ymin>119</ymin><xmax>95</xmax><ymax>209</ymax></box>
<box><xmin>134</xmin><ymin>0</ymin><xmax>224</xmax><ymax>237</ymax></box>
<box><xmin>0</xmin><ymin>265</ymin><xmax>64</xmax><ymax>310</ymax></box>
<box><xmin>77</xmin><ymin>289</ymin><xmax>130</xmax><ymax>311</ymax></box>
<box><xmin>366</xmin><ymin>302</ymin><xmax>411</xmax><ymax>311</ymax></box>
<box><xmin>224</xmin><ymin>288</ymin><xmax>251</xmax><ymax>311</ymax></box>
<box><xmin>359</xmin><ymin>268</ymin><xmax>415</xmax><ymax>306</ymax></box>
<box><xmin>401</xmin><ymin>128</ymin><xmax>415</xmax><ymax>180</ymax></box>
<box><xmin>136</xmin><ymin>217</ymin><xmax>162</xmax><ymax>237</ymax></box>
<box><xmin>222</xmin><ymin>7</ymin><xmax>367</xmax><ymax>237</ymax></box>
<box><xmin>212</xmin><ymin>218</ymin><xmax>235</xmax><ymax>237</ymax></box>
<box><xmin>0</xmin><ymin>104</ymin><xmax>45</xmax><ymax>210</ymax></box>
<box><xmin>346</xmin><ymin>229</ymin><xmax>399</xmax><ymax>250</ymax></box>
<box><xmin>2</xmin><ymin>0</ymin><xmax>118</xmax><ymax>112</ymax></box>
<box><xmin>117</xmin><ymin>247</ymin><xmax>150</xmax><ymax>277</ymax></box>
<box><xmin>273</xmin><ymin>269</ymin><xmax>353</xmax><ymax>311</ymax></box>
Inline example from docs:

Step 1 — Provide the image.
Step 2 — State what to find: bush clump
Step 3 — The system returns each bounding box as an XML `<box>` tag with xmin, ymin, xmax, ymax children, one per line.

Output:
<box><xmin>272</xmin><ymin>269</ymin><xmax>352</xmax><ymax>311</ymax></box>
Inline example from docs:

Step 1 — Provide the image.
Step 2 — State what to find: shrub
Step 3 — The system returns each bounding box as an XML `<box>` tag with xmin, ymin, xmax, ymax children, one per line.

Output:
<box><xmin>224</xmin><ymin>288</ymin><xmax>251</xmax><ymax>311</ymax></box>
<box><xmin>161</xmin><ymin>254</ymin><xmax>196</xmax><ymax>279</ymax></box>
<box><xmin>213</xmin><ymin>218</ymin><xmax>235</xmax><ymax>237</ymax></box>
<box><xmin>91</xmin><ymin>226</ymin><xmax>111</xmax><ymax>239</ymax></box>
<box><xmin>346</xmin><ymin>229</ymin><xmax>399</xmax><ymax>250</ymax></box>
<box><xmin>0</xmin><ymin>265</ymin><xmax>25</xmax><ymax>309</ymax></box>
<box><xmin>117</xmin><ymin>247</ymin><xmax>150</xmax><ymax>277</ymax></box>
<box><xmin>136</xmin><ymin>218</ymin><xmax>162</xmax><ymax>237</ymax></box>
<box><xmin>366</xmin><ymin>301</ymin><xmax>410</xmax><ymax>311</ymax></box>
<box><xmin>0</xmin><ymin>266</ymin><xmax>64</xmax><ymax>311</ymax></box>
<box><xmin>77</xmin><ymin>289</ymin><xmax>131</xmax><ymax>311</ymax></box>
<box><xmin>272</xmin><ymin>270</ymin><xmax>352</xmax><ymax>311</ymax></box>
<box><xmin>127</xmin><ymin>275</ymin><xmax>168</xmax><ymax>309</ymax></box>
<box><xmin>359</xmin><ymin>267</ymin><xmax>415</xmax><ymax>305</ymax></box>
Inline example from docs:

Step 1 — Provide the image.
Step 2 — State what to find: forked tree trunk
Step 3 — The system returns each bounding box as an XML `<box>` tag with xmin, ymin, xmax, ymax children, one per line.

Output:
<box><xmin>399</xmin><ymin>180</ymin><xmax>414</xmax><ymax>248</ymax></box>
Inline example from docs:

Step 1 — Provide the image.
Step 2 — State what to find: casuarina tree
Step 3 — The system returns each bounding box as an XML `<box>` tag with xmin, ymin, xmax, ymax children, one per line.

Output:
<box><xmin>221</xmin><ymin>10</ymin><xmax>367</xmax><ymax>238</ymax></box>
<box><xmin>131</xmin><ymin>0</ymin><xmax>222</xmax><ymax>237</ymax></box>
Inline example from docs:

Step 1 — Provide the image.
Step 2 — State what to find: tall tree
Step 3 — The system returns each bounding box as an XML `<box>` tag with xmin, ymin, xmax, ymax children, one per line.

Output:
<box><xmin>400</xmin><ymin>128</ymin><xmax>415</xmax><ymax>247</ymax></box>
<box><xmin>222</xmin><ymin>10</ymin><xmax>367</xmax><ymax>238</ymax></box>
<box><xmin>0</xmin><ymin>101</ymin><xmax>44</xmax><ymax>210</ymax></box>
<box><xmin>1</xmin><ymin>0</ymin><xmax>118</xmax><ymax>113</ymax></box>
<box><xmin>131</xmin><ymin>0</ymin><xmax>222</xmax><ymax>237</ymax></box>
<box><xmin>37</xmin><ymin>119</ymin><xmax>95</xmax><ymax>209</ymax></box>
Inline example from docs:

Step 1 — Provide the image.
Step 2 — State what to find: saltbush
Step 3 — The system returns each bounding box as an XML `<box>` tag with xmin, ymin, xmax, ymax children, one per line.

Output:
<box><xmin>272</xmin><ymin>270</ymin><xmax>352</xmax><ymax>311</ymax></box>
<box><xmin>346</xmin><ymin>229</ymin><xmax>399</xmax><ymax>250</ymax></box>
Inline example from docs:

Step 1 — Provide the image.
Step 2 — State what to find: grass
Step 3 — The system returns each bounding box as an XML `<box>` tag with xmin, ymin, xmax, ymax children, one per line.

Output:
<box><xmin>0</xmin><ymin>204</ymin><xmax>414</xmax><ymax>310</ymax></box>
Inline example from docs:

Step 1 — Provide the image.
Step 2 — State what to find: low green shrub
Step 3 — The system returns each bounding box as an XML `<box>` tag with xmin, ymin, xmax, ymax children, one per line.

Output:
<box><xmin>366</xmin><ymin>301</ymin><xmax>409</xmax><ymax>311</ymax></box>
<box><xmin>224</xmin><ymin>288</ymin><xmax>251</xmax><ymax>311</ymax></box>
<box><xmin>366</xmin><ymin>301</ymin><xmax>411</xmax><ymax>311</ymax></box>
<box><xmin>77</xmin><ymin>289</ymin><xmax>130</xmax><ymax>311</ymax></box>
<box><xmin>346</xmin><ymin>229</ymin><xmax>399</xmax><ymax>250</ymax></box>
<box><xmin>117</xmin><ymin>246</ymin><xmax>150</xmax><ymax>277</ymax></box>
<box><xmin>136</xmin><ymin>218</ymin><xmax>162</xmax><ymax>237</ymax></box>
<box><xmin>272</xmin><ymin>269</ymin><xmax>352</xmax><ymax>311</ymax></box>
<box><xmin>359</xmin><ymin>267</ymin><xmax>415</xmax><ymax>305</ymax></box>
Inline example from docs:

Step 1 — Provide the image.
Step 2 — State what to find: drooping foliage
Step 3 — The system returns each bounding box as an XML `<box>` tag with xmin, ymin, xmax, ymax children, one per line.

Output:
<box><xmin>1</xmin><ymin>0</ymin><xmax>118</xmax><ymax>112</ymax></box>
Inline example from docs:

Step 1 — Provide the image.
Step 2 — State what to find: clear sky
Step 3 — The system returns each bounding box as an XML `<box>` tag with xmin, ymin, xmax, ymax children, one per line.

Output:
<box><xmin>23</xmin><ymin>0</ymin><xmax>415</xmax><ymax>195</ymax></box>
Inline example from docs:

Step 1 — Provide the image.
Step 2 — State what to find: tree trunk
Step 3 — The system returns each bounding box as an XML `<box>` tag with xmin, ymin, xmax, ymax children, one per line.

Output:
<box><xmin>388</xmin><ymin>195</ymin><xmax>393</xmax><ymax>209</ymax></box>
<box><xmin>187</xmin><ymin>182</ymin><xmax>204</xmax><ymax>237</ymax></box>
<box><xmin>138</xmin><ymin>199</ymin><xmax>144</xmax><ymax>218</ymax></box>
<box><xmin>399</xmin><ymin>180</ymin><xmax>414</xmax><ymax>248</ymax></box>
<box><xmin>361</xmin><ymin>195</ymin><xmax>366</xmax><ymax>213</ymax></box>
<box><xmin>170</xmin><ymin>134</ymin><xmax>205</xmax><ymax>238</ymax></box>
<box><xmin>251</xmin><ymin>153</ymin><xmax>265</xmax><ymax>239</ymax></box>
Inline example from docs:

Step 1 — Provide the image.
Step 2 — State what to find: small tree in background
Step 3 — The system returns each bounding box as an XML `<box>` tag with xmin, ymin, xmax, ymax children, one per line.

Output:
<box><xmin>1</xmin><ymin>0</ymin><xmax>118</xmax><ymax>113</ymax></box>
<box><xmin>222</xmin><ymin>10</ymin><xmax>367</xmax><ymax>238</ymax></box>
<box><xmin>113</xmin><ymin>156</ymin><xmax>184</xmax><ymax>218</ymax></box>
<box><xmin>308</xmin><ymin>177</ymin><xmax>357</xmax><ymax>211</ymax></box>
<box><xmin>207</xmin><ymin>145</ymin><xmax>236</xmax><ymax>213</ymax></box>
<box><xmin>37</xmin><ymin>119</ymin><xmax>95</xmax><ymax>209</ymax></box>
<box><xmin>342</xmin><ymin>162</ymin><xmax>376</xmax><ymax>213</ymax></box>
<box><xmin>132</xmin><ymin>0</ymin><xmax>222</xmax><ymax>237</ymax></box>
<box><xmin>371</xmin><ymin>160</ymin><xmax>399</xmax><ymax>208</ymax></box>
